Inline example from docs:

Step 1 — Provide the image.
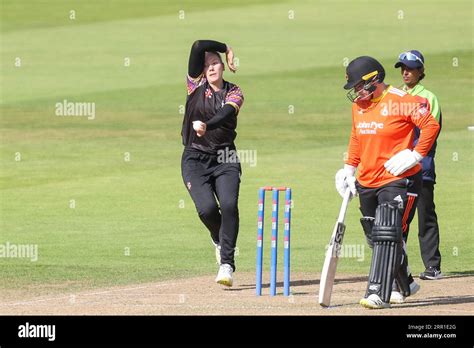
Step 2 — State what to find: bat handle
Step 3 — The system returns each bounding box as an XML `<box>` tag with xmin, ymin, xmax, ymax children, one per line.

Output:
<box><xmin>337</xmin><ymin>188</ymin><xmax>352</xmax><ymax>223</ymax></box>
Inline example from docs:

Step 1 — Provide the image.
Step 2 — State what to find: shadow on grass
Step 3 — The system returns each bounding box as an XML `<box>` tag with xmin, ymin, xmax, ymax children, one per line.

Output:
<box><xmin>396</xmin><ymin>295</ymin><xmax>474</xmax><ymax>309</ymax></box>
<box><xmin>229</xmin><ymin>273</ymin><xmax>474</xmax><ymax>298</ymax></box>
<box><xmin>230</xmin><ymin>275</ymin><xmax>368</xmax><ymax>292</ymax></box>
<box><xmin>317</xmin><ymin>295</ymin><xmax>474</xmax><ymax>310</ymax></box>
<box><xmin>440</xmin><ymin>270</ymin><xmax>474</xmax><ymax>278</ymax></box>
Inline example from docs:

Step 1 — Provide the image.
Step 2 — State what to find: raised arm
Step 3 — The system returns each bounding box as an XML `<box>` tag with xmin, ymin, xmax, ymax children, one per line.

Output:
<box><xmin>188</xmin><ymin>40</ymin><xmax>227</xmax><ymax>78</ymax></box>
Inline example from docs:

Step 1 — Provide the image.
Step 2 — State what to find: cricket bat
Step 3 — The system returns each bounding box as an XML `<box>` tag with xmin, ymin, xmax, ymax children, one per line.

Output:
<box><xmin>319</xmin><ymin>188</ymin><xmax>352</xmax><ymax>307</ymax></box>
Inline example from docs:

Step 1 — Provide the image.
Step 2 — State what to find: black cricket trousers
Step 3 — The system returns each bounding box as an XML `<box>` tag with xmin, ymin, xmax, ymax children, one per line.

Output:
<box><xmin>181</xmin><ymin>148</ymin><xmax>241</xmax><ymax>271</ymax></box>
<box><xmin>357</xmin><ymin>173</ymin><xmax>422</xmax><ymax>239</ymax></box>
<box><xmin>417</xmin><ymin>181</ymin><xmax>441</xmax><ymax>269</ymax></box>
<box><xmin>356</xmin><ymin>172</ymin><xmax>422</xmax><ymax>283</ymax></box>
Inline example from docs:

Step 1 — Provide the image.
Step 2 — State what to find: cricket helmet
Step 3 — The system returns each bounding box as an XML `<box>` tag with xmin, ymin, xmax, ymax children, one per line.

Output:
<box><xmin>344</xmin><ymin>56</ymin><xmax>385</xmax><ymax>102</ymax></box>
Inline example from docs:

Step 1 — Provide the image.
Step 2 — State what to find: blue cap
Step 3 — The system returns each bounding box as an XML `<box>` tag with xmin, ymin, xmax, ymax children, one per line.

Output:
<box><xmin>395</xmin><ymin>50</ymin><xmax>424</xmax><ymax>69</ymax></box>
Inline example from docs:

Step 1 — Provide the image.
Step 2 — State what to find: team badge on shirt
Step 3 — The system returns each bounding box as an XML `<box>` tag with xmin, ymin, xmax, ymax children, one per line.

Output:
<box><xmin>418</xmin><ymin>104</ymin><xmax>429</xmax><ymax>116</ymax></box>
<box><xmin>205</xmin><ymin>88</ymin><xmax>212</xmax><ymax>98</ymax></box>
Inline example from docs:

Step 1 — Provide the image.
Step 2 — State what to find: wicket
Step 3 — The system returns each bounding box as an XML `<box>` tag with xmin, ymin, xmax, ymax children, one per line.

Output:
<box><xmin>256</xmin><ymin>186</ymin><xmax>292</xmax><ymax>296</ymax></box>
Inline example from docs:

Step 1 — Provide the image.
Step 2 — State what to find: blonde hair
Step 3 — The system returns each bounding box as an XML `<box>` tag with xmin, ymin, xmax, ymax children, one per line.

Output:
<box><xmin>206</xmin><ymin>51</ymin><xmax>223</xmax><ymax>64</ymax></box>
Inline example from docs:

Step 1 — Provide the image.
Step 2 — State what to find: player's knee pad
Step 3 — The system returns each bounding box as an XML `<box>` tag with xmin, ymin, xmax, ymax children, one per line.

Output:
<box><xmin>372</xmin><ymin>203</ymin><xmax>402</xmax><ymax>243</ymax></box>
<box><xmin>360</xmin><ymin>217</ymin><xmax>374</xmax><ymax>248</ymax></box>
<box><xmin>366</xmin><ymin>203</ymin><xmax>403</xmax><ymax>302</ymax></box>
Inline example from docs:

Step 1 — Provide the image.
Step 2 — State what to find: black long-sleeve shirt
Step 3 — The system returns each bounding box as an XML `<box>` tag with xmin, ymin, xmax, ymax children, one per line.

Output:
<box><xmin>181</xmin><ymin>40</ymin><xmax>244</xmax><ymax>154</ymax></box>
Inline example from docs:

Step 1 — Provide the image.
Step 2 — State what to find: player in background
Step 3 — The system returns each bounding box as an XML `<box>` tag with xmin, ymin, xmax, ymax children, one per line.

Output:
<box><xmin>181</xmin><ymin>40</ymin><xmax>244</xmax><ymax>287</ymax></box>
<box><xmin>335</xmin><ymin>56</ymin><xmax>440</xmax><ymax>309</ymax></box>
<box><xmin>395</xmin><ymin>50</ymin><xmax>443</xmax><ymax>280</ymax></box>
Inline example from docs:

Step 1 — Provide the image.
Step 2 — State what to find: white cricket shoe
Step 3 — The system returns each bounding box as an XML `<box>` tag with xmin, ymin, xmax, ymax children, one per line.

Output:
<box><xmin>390</xmin><ymin>280</ymin><xmax>421</xmax><ymax>304</ymax></box>
<box><xmin>390</xmin><ymin>291</ymin><xmax>405</xmax><ymax>304</ymax></box>
<box><xmin>215</xmin><ymin>263</ymin><xmax>233</xmax><ymax>287</ymax></box>
<box><xmin>360</xmin><ymin>294</ymin><xmax>391</xmax><ymax>309</ymax></box>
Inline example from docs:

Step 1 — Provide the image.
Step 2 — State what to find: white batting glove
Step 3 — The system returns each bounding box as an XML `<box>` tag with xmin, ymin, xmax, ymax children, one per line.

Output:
<box><xmin>335</xmin><ymin>164</ymin><xmax>357</xmax><ymax>198</ymax></box>
<box><xmin>384</xmin><ymin>149</ymin><xmax>423</xmax><ymax>176</ymax></box>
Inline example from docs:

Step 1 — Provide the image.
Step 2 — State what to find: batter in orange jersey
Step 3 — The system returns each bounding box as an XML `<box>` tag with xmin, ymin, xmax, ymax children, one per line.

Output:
<box><xmin>334</xmin><ymin>56</ymin><xmax>440</xmax><ymax>310</ymax></box>
<box><xmin>346</xmin><ymin>85</ymin><xmax>440</xmax><ymax>188</ymax></box>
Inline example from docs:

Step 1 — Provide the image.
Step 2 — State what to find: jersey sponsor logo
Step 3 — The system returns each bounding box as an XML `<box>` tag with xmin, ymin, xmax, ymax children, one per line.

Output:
<box><xmin>356</xmin><ymin>121</ymin><xmax>384</xmax><ymax>134</ymax></box>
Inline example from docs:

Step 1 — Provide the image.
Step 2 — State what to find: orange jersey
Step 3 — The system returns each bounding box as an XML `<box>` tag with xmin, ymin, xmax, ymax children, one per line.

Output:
<box><xmin>346</xmin><ymin>86</ymin><xmax>440</xmax><ymax>188</ymax></box>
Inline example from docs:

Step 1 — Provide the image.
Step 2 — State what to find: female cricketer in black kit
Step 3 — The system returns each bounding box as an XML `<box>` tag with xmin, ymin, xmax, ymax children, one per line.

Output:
<box><xmin>181</xmin><ymin>40</ymin><xmax>244</xmax><ymax>287</ymax></box>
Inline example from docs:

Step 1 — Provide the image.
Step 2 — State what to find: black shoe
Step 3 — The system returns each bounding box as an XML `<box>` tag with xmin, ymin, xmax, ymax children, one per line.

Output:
<box><xmin>420</xmin><ymin>267</ymin><xmax>442</xmax><ymax>280</ymax></box>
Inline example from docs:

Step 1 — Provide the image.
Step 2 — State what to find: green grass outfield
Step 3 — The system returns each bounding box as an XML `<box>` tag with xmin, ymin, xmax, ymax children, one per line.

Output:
<box><xmin>1</xmin><ymin>0</ymin><xmax>473</xmax><ymax>292</ymax></box>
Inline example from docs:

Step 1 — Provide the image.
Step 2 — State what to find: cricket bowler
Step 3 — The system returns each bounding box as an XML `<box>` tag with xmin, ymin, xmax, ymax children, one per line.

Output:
<box><xmin>181</xmin><ymin>40</ymin><xmax>244</xmax><ymax>287</ymax></box>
